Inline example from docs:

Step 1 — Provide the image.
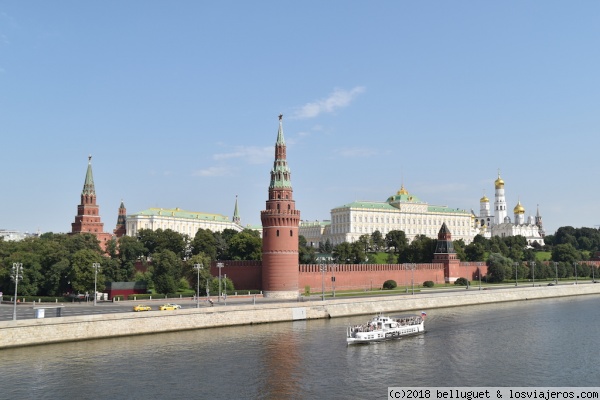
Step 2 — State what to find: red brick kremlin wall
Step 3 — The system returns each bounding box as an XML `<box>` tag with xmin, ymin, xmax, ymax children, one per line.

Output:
<box><xmin>210</xmin><ymin>261</ymin><xmax>488</xmax><ymax>292</ymax></box>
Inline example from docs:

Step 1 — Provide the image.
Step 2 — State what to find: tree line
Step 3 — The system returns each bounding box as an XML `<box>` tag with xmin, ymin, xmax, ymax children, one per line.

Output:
<box><xmin>1</xmin><ymin>225</ymin><xmax>599</xmax><ymax>296</ymax></box>
<box><xmin>0</xmin><ymin>228</ymin><xmax>261</xmax><ymax>297</ymax></box>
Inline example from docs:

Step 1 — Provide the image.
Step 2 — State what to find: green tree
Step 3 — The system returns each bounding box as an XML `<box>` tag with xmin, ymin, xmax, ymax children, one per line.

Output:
<box><xmin>371</xmin><ymin>230</ymin><xmax>385</xmax><ymax>251</ymax></box>
<box><xmin>227</xmin><ymin>230</ymin><xmax>262</xmax><ymax>261</ymax></box>
<box><xmin>406</xmin><ymin>235</ymin><xmax>436</xmax><ymax>263</ymax></box>
<box><xmin>69</xmin><ymin>249</ymin><xmax>105</xmax><ymax>295</ymax></box>
<box><xmin>551</xmin><ymin>243</ymin><xmax>580</xmax><ymax>264</ymax></box>
<box><xmin>332</xmin><ymin>242</ymin><xmax>352</xmax><ymax>263</ymax></box>
<box><xmin>385</xmin><ymin>230</ymin><xmax>408</xmax><ymax>255</ymax></box>
<box><xmin>299</xmin><ymin>235</ymin><xmax>317</xmax><ymax>264</ymax></box>
<box><xmin>486</xmin><ymin>253</ymin><xmax>512</xmax><ymax>283</ymax></box>
<box><xmin>465</xmin><ymin>242</ymin><xmax>486</xmax><ymax>262</ymax></box>
<box><xmin>152</xmin><ymin>249</ymin><xmax>181</xmax><ymax>294</ymax></box>
<box><xmin>191</xmin><ymin>228</ymin><xmax>217</xmax><ymax>260</ymax></box>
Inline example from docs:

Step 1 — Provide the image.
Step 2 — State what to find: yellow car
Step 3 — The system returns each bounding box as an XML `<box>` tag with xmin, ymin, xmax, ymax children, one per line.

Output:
<box><xmin>133</xmin><ymin>304</ymin><xmax>152</xmax><ymax>312</ymax></box>
<box><xmin>159</xmin><ymin>303</ymin><xmax>181</xmax><ymax>311</ymax></box>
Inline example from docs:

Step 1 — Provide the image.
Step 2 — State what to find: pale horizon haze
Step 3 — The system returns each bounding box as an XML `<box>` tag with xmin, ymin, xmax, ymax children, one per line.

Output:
<box><xmin>1</xmin><ymin>2</ymin><xmax>599</xmax><ymax>237</ymax></box>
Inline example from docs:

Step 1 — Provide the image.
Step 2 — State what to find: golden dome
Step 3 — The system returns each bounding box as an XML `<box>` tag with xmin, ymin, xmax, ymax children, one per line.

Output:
<box><xmin>397</xmin><ymin>184</ymin><xmax>409</xmax><ymax>195</ymax></box>
<box><xmin>480</xmin><ymin>195</ymin><xmax>489</xmax><ymax>203</ymax></box>
<box><xmin>513</xmin><ymin>200</ymin><xmax>525</xmax><ymax>214</ymax></box>
<box><xmin>494</xmin><ymin>174</ymin><xmax>504</xmax><ymax>189</ymax></box>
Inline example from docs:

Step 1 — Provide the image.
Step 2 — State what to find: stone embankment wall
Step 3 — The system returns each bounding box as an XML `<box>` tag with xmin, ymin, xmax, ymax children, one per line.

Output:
<box><xmin>1</xmin><ymin>284</ymin><xmax>599</xmax><ymax>349</ymax></box>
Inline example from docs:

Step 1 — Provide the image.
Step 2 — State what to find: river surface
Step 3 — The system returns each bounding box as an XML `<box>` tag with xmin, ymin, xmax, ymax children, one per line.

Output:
<box><xmin>2</xmin><ymin>295</ymin><xmax>599</xmax><ymax>399</ymax></box>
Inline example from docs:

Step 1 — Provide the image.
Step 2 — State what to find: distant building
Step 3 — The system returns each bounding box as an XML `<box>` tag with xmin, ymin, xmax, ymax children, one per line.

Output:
<box><xmin>125</xmin><ymin>197</ymin><xmax>244</xmax><ymax>238</ymax></box>
<box><xmin>300</xmin><ymin>184</ymin><xmax>474</xmax><ymax>247</ymax></box>
<box><xmin>473</xmin><ymin>171</ymin><xmax>544</xmax><ymax>246</ymax></box>
<box><xmin>0</xmin><ymin>229</ymin><xmax>39</xmax><ymax>242</ymax></box>
<box><xmin>70</xmin><ymin>156</ymin><xmax>113</xmax><ymax>250</ymax></box>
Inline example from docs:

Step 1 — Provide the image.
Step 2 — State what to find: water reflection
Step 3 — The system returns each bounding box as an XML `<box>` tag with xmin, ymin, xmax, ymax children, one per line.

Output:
<box><xmin>2</xmin><ymin>295</ymin><xmax>600</xmax><ymax>399</ymax></box>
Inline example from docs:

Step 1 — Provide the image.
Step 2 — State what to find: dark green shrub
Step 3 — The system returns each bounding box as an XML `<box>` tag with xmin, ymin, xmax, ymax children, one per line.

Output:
<box><xmin>454</xmin><ymin>277</ymin><xmax>469</xmax><ymax>286</ymax></box>
<box><xmin>383</xmin><ymin>280</ymin><xmax>397</xmax><ymax>290</ymax></box>
<box><xmin>423</xmin><ymin>281</ymin><xmax>434</xmax><ymax>288</ymax></box>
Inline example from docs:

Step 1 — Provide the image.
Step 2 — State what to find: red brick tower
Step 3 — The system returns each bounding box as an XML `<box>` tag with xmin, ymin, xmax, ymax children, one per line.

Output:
<box><xmin>260</xmin><ymin>115</ymin><xmax>301</xmax><ymax>298</ymax></box>
<box><xmin>433</xmin><ymin>222</ymin><xmax>461</xmax><ymax>283</ymax></box>
<box><xmin>71</xmin><ymin>156</ymin><xmax>113</xmax><ymax>250</ymax></box>
<box><xmin>114</xmin><ymin>200</ymin><xmax>127</xmax><ymax>237</ymax></box>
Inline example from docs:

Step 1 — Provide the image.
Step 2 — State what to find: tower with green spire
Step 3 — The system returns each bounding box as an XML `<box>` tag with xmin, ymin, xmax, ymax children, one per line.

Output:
<box><xmin>232</xmin><ymin>195</ymin><xmax>241</xmax><ymax>225</ymax></box>
<box><xmin>71</xmin><ymin>156</ymin><xmax>112</xmax><ymax>249</ymax></box>
<box><xmin>260</xmin><ymin>115</ymin><xmax>301</xmax><ymax>298</ymax></box>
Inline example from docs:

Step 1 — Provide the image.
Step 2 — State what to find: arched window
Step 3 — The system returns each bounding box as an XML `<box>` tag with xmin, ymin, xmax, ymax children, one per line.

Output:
<box><xmin>290</xmin><ymin>230</ymin><xmax>293</xmax><ymax>237</ymax></box>
<box><xmin>276</xmin><ymin>230</ymin><xmax>280</xmax><ymax>237</ymax></box>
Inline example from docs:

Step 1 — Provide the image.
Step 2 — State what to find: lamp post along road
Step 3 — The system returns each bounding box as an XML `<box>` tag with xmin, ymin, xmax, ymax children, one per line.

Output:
<box><xmin>554</xmin><ymin>262</ymin><xmax>558</xmax><ymax>284</ymax></box>
<box><xmin>411</xmin><ymin>263</ymin><xmax>415</xmax><ymax>295</ymax></box>
<box><xmin>92</xmin><ymin>263</ymin><xmax>101</xmax><ymax>306</ymax></box>
<box><xmin>11</xmin><ymin>263</ymin><xmax>23</xmax><ymax>321</ymax></box>
<box><xmin>531</xmin><ymin>261</ymin><xmax>535</xmax><ymax>287</ymax></box>
<box><xmin>193</xmin><ymin>263</ymin><xmax>202</xmax><ymax>308</ymax></box>
<box><xmin>514</xmin><ymin>262</ymin><xmax>518</xmax><ymax>286</ymax></box>
<box><xmin>217</xmin><ymin>263</ymin><xmax>224</xmax><ymax>303</ymax></box>
<box><xmin>331</xmin><ymin>264</ymin><xmax>336</xmax><ymax>298</ymax></box>
<box><xmin>574</xmin><ymin>262</ymin><xmax>578</xmax><ymax>285</ymax></box>
<box><xmin>320</xmin><ymin>263</ymin><xmax>326</xmax><ymax>301</ymax></box>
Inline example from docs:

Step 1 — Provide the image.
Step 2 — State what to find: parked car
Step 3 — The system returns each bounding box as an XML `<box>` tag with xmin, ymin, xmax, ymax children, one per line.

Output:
<box><xmin>159</xmin><ymin>303</ymin><xmax>181</xmax><ymax>311</ymax></box>
<box><xmin>133</xmin><ymin>304</ymin><xmax>152</xmax><ymax>312</ymax></box>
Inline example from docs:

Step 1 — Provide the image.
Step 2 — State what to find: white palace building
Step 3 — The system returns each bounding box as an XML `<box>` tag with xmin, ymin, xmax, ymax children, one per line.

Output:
<box><xmin>300</xmin><ymin>172</ymin><xmax>545</xmax><ymax>247</ymax></box>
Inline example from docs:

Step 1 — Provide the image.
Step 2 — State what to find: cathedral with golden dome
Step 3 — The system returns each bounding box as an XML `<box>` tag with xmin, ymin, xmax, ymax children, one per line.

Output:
<box><xmin>473</xmin><ymin>171</ymin><xmax>545</xmax><ymax>246</ymax></box>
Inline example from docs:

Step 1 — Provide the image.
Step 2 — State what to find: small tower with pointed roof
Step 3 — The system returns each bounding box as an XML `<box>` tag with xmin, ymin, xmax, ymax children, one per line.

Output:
<box><xmin>232</xmin><ymin>195</ymin><xmax>241</xmax><ymax>225</ymax></box>
<box><xmin>433</xmin><ymin>223</ymin><xmax>461</xmax><ymax>283</ymax></box>
<box><xmin>114</xmin><ymin>200</ymin><xmax>127</xmax><ymax>237</ymax></box>
<box><xmin>260</xmin><ymin>115</ymin><xmax>301</xmax><ymax>298</ymax></box>
<box><xmin>70</xmin><ymin>156</ymin><xmax>113</xmax><ymax>250</ymax></box>
<box><xmin>535</xmin><ymin>205</ymin><xmax>545</xmax><ymax>237</ymax></box>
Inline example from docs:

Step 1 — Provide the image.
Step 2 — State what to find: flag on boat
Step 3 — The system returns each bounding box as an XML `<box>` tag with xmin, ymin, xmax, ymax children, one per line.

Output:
<box><xmin>421</xmin><ymin>311</ymin><xmax>427</xmax><ymax>317</ymax></box>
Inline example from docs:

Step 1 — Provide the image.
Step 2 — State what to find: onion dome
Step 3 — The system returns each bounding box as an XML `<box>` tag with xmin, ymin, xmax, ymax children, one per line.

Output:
<box><xmin>494</xmin><ymin>172</ymin><xmax>504</xmax><ymax>189</ymax></box>
<box><xmin>480</xmin><ymin>195</ymin><xmax>489</xmax><ymax>203</ymax></box>
<box><xmin>513</xmin><ymin>200</ymin><xmax>525</xmax><ymax>214</ymax></box>
<box><xmin>397</xmin><ymin>185</ymin><xmax>409</xmax><ymax>195</ymax></box>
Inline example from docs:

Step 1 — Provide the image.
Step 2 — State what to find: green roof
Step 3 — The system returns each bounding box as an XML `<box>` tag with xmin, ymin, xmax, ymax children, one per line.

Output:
<box><xmin>333</xmin><ymin>201</ymin><xmax>397</xmax><ymax>210</ymax></box>
<box><xmin>131</xmin><ymin>207</ymin><xmax>230</xmax><ymax>222</ymax></box>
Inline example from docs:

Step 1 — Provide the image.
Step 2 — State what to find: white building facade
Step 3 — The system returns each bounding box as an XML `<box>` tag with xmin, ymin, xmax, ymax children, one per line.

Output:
<box><xmin>473</xmin><ymin>172</ymin><xmax>545</xmax><ymax>246</ymax></box>
<box><xmin>300</xmin><ymin>185</ymin><xmax>475</xmax><ymax>247</ymax></box>
<box><xmin>126</xmin><ymin>207</ymin><xmax>243</xmax><ymax>238</ymax></box>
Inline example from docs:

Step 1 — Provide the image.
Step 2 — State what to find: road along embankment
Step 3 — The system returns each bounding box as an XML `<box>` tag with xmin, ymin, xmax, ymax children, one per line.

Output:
<box><xmin>1</xmin><ymin>283</ymin><xmax>599</xmax><ymax>349</ymax></box>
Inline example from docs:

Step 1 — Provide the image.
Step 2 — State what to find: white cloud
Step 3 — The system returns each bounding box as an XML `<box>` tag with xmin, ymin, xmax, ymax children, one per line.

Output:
<box><xmin>213</xmin><ymin>146</ymin><xmax>272</xmax><ymax>165</ymax></box>
<box><xmin>334</xmin><ymin>147</ymin><xmax>377</xmax><ymax>158</ymax></box>
<box><xmin>192</xmin><ymin>166</ymin><xmax>235</xmax><ymax>177</ymax></box>
<box><xmin>292</xmin><ymin>86</ymin><xmax>366</xmax><ymax>119</ymax></box>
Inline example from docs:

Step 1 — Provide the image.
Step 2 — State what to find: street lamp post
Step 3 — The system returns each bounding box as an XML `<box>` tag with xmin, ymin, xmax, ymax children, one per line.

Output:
<box><xmin>223</xmin><ymin>274</ymin><xmax>227</xmax><ymax>305</ymax></box>
<box><xmin>478</xmin><ymin>264</ymin><xmax>482</xmax><ymax>290</ymax></box>
<box><xmin>331</xmin><ymin>264</ymin><xmax>336</xmax><ymax>298</ymax></box>
<box><xmin>514</xmin><ymin>262</ymin><xmax>518</xmax><ymax>286</ymax></box>
<box><xmin>531</xmin><ymin>261</ymin><xmax>535</xmax><ymax>287</ymax></box>
<box><xmin>193</xmin><ymin>263</ymin><xmax>202</xmax><ymax>308</ymax></box>
<box><xmin>411</xmin><ymin>263</ymin><xmax>415</xmax><ymax>295</ymax></box>
<box><xmin>92</xmin><ymin>263</ymin><xmax>101</xmax><ymax>306</ymax></box>
<box><xmin>554</xmin><ymin>262</ymin><xmax>558</xmax><ymax>284</ymax></box>
<box><xmin>217</xmin><ymin>262</ymin><xmax>224</xmax><ymax>303</ymax></box>
<box><xmin>574</xmin><ymin>262</ymin><xmax>578</xmax><ymax>285</ymax></box>
<box><xmin>11</xmin><ymin>263</ymin><xmax>23</xmax><ymax>321</ymax></box>
<box><xmin>320</xmin><ymin>263</ymin><xmax>326</xmax><ymax>301</ymax></box>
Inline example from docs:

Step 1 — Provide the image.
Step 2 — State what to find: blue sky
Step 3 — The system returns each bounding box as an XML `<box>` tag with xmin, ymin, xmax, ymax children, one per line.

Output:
<box><xmin>1</xmin><ymin>2</ymin><xmax>599</xmax><ymax>236</ymax></box>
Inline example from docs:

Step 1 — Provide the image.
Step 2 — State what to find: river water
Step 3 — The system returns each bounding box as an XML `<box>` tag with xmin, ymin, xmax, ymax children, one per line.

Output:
<box><xmin>2</xmin><ymin>295</ymin><xmax>599</xmax><ymax>399</ymax></box>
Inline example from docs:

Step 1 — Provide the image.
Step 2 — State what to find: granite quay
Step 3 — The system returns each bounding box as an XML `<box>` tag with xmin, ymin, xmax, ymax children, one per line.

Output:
<box><xmin>1</xmin><ymin>283</ymin><xmax>599</xmax><ymax>349</ymax></box>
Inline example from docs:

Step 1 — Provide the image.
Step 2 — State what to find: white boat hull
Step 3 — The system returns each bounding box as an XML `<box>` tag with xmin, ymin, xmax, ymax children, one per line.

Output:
<box><xmin>347</xmin><ymin>315</ymin><xmax>425</xmax><ymax>345</ymax></box>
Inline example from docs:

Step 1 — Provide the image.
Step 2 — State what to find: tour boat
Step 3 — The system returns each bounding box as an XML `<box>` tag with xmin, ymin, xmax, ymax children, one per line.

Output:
<box><xmin>346</xmin><ymin>312</ymin><xmax>426</xmax><ymax>345</ymax></box>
